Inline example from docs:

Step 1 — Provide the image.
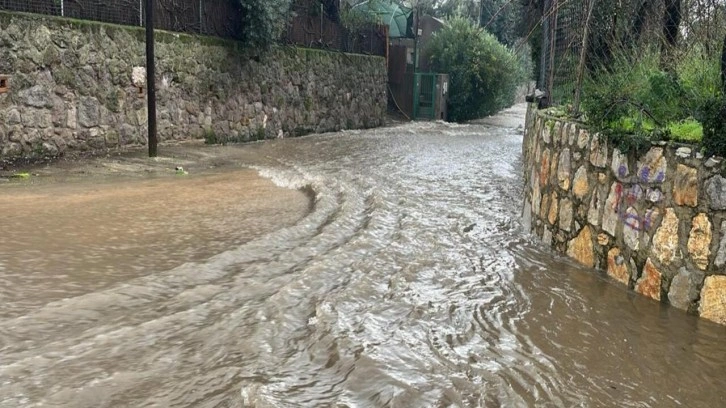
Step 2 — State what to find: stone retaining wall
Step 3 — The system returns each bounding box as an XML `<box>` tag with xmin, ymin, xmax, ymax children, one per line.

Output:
<box><xmin>0</xmin><ymin>12</ymin><xmax>387</xmax><ymax>161</ymax></box>
<box><xmin>522</xmin><ymin>104</ymin><xmax>726</xmax><ymax>325</ymax></box>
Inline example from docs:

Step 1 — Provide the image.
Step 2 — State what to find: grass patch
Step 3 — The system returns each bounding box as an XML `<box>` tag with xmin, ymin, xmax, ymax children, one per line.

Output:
<box><xmin>668</xmin><ymin>119</ymin><xmax>703</xmax><ymax>143</ymax></box>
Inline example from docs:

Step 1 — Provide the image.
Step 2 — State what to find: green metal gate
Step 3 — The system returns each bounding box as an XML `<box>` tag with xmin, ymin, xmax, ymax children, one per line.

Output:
<box><xmin>413</xmin><ymin>73</ymin><xmax>437</xmax><ymax>120</ymax></box>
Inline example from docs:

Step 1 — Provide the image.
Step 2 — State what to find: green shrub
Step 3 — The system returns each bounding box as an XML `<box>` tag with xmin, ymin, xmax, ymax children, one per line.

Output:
<box><xmin>702</xmin><ymin>96</ymin><xmax>726</xmax><ymax>157</ymax></box>
<box><xmin>677</xmin><ymin>46</ymin><xmax>723</xmax><ymax>120</ymax></box>
<box><xmin>426</xmin><ymin>18</ymin><xmax>526</xmax><ymax>122</ymax></box>
<box><xmin>238</xmin><ymin>0</ymin><xmax>292</xmax><ymax>50</ymax></box>
<box><xmin>582</xmin><ymin>52</ymin><xmax>685</xmax><ymax>131</ymax></box>
<box><xmin>668</xmin><ymin>119</ymin><xmax>703</xmax><ymax>143</ymax></box>
<box><xmin>581</xmin><ymin>50</ymin><xmax>717</xmax><ymax>151</ymax></box>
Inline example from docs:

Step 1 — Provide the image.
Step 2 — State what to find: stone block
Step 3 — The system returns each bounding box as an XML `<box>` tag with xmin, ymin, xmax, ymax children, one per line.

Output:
<box><xmin>705</xmin><ymin>157</ymin><xmax>722</xmax><ymax>169</ymax></box>
<box><xmin>602</xmin><ymin>183</ymin><xmax>620</xmax><ymax>236</ymax></box>
<box><xmin>559</xmin><ymin>198</ymin><xmax>573</xmax><ymax>232</ymax></box>
<box><xmin>589</xmin><ymin>133</ymin><xmax>608</xmax><ymax>168</ymax></box>
<box><xmin>542</xmin><ymin>227</ymin><xmax>553</xmax><ymax>246</ymax></box>
<box><xmin>6</xmin><ymin>108</ymin><xmax>21</xmax><ymax>126</ymax></box>
<box><xmin>668</xmin><ymin>267</ymin><xmax>704</xmax><ymax>311</ymax></box>
<box><xmin>636</xmin><ymin>258</ymin><xmax>662</xmax><ymax>301</ymax></box>
<box><xmin>572</xmin><ymin>166</ymin><xmax>589</xmax><ymax>199</ymax></box>
<box><xmin>646</xmin><ymin>188</ymin><xmax>663</xmax><ymax>203</ymax></box>
<box><xmin>539</xmin><ymin>148</ymin><xmax>551</xmax><ymax>187</ymax></box>
<box><xmin>558</xmin><ymin>122</ymin><xmax>568</xmax><ymax>145</ymax></box>
<box><xmin>577</xmin><ymin>129</ymin><xmax>589</xmax><ymax>149</ymax></box>
<box><xmin>699</xmin><ymin>276</ymin><xmax>726</xmax><ymax>325</ymax></box>
<box><xmin>522</xmin><ymin>198</ymin><xmax>532</xmax><ymax>232</ymax></box>
<box><xmin>607</xmin><ymin>247</ymin><xmax>630</xmax><ymax>285</ymax></box>
<box><xmin>687</xmin><ymin>214</ymin><xmax>712</xmax><ymax>271</ymax></box>
<box><xmin>642</xmin><ymin>208</ymin><xmax>661</xmax><ymax>233</ymax></box>
<box><xmin>673</xmin><ymin>164</ymin><xmax>699</xmax><ymax>207</ymax></box>
<box><xmin>567</xmin><ymin>226</ymin><xmax>595</xmax><ymax>268</ymax></box>
<box><xmin>716</xmin><ymin>222</ymin><xmax>726</xmax><ymax>269</ymax></box>
<box><xmin>539</xmin><ymin>188</ymin><xmax>550</xmax><ymax>220</ymax></box>
<box><xmin>78</xmin><ymin>96</ymin><xmax>100</xmax><ymax>128</ymax></box>
<box><xmin>611</xmin><ymin>148</ymin><xmax>629</xmax><ymax>180</ymax></box>
<box><xmin>587</xmin><ymin>188</ymin><xmax>602</xmax><ymax>227</ymax></box>
<box><xmin>19</xmin><ymin>85</ymin><xmax>53</xmax><ymax>108</ymax></box>
<box><xmin>636</xmin><ymin>147</ymin><xmax>667</xmax><ymax>183</ymax></box>
<box><xmin>623</xmin><ymin>207</ymin><xmax>640</xmax><ymax>250</ymax></box>
<box><xmin>22</xmin><ymin>108</ymin><xmax>53</xmax><ymax>129</ymax></box>
<box><xmin>652</xmin><ymin>208</ymin><xmax>679</xmax><ymax>265</ymax></box>
<box><xmin>548</xmin><ymin>192</ymin><xmax>559</xmax><ymax>226</ymax></box>
<box><xmin>567</xmin><ymin>123</ymin><xmax>576</xmax><ymax>146</ymax></box>
<box><xmin>532</xmin><ymin>179</ymin><xmax>541</xmax><ymax>221</ymax></box>
<box><xmin>549</xmin><ymin>151</ymin><xmax>559</xmax><ymax>185</ymax></box>
<box><xmin>675</xmin><ymin>147</ymin><xmax>692</xmax><ymax>159</ymax></box>
<box><xmin>706</xmin><ymin>175</ymin><xmax>726</xmax><ymax>210</ymax></box>
<box><xmin>557</xmin><ymin>148</ymin><xmax>571</xmax><ymax>190</ymax></box>
<box><xmin>41</xmin><ymin>141</ymin><xmax>59</xmax><ymax>156</ymax></box>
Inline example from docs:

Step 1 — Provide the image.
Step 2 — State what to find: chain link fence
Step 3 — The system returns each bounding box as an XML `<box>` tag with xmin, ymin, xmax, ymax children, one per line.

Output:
<box><xmin>535</xmin><ymin>0</ymin><xmax>726</xmax><ymax>109</ymax></box>
<box><xmin>0</xmin><ymin>0</ymin><xmax>386</xmax><ymax>56</ymax></box>
<box><xmin>284</xmin><ymin>0</ymin><xmax>387</xmax><ymax>56</ymax></box>
<box><xmin>0</xmin><ymin>0</ymin><xmax>242</xmax><ymax>38</ymax></box>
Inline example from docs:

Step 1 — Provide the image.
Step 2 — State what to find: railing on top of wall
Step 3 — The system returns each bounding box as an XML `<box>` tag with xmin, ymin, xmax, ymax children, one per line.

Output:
<box><xmin>0</xmin><ymin>0</ymin><xmax>387</xmax><ymax>56</ymax></box>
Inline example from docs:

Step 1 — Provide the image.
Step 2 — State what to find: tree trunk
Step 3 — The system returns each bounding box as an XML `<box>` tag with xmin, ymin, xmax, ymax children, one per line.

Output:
<box><xmin>721</xmin><ymin>33</ymin><xmax>726</xmax><ymax>94</ymax></box>
<box><xmin>661</xmin><ymin>0</ymin><xmax>681</xmax><ymax>69</ymax></box>
<box><xmin>627</xmin><ymin>0</ymin><xmax>650</xmax><ymax>48</ymax></box>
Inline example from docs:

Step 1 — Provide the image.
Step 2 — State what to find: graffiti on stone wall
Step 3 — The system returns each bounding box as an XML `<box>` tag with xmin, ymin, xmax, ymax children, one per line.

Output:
<box><xmin>611</xmin><ymin>183</ymin><xmax>659</xmax><ymax>232</ymax></box>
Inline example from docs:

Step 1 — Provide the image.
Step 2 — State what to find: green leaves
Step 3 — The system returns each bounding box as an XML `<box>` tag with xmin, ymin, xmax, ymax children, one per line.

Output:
<box><xmin>238</xmin><ymin>0</ymin><xmax>292</xmax><ymax>50</ymax></box>
<box><xmin>581</xmin><ymin>48</ymin><xmax>726</xmax><ymax>153</ymax></box>
<box><xmin>426</xmin><ymin>17</ymin><xmax>525</xmax><ymax>122</ymax></box>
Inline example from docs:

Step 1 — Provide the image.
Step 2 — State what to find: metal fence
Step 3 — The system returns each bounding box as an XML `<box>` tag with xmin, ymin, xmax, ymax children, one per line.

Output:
<box><xmin>284</xmin><ymin>1</ymin><xmax>387</xmax><ymax>56</ymax></box>
<box><xmin>0</xmin><ymin>0</ymin><xmax>387</xmax><ymax>56</ymax></box>
<box><xmin>0</xmin><ymin>0</ymin><xmax>243</xmax><ymax>39</ymax></box>
<box><xmin>534</xmin><ymin>0</ymin><xmax>726</xmax><ymax>109</ymax></box>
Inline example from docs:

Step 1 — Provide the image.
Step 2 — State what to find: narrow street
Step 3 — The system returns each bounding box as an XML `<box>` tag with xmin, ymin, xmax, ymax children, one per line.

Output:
<box><xmin>1</xmin><ymin>105</ymin><xmax>725</xmax><ymax>407</ymax></box>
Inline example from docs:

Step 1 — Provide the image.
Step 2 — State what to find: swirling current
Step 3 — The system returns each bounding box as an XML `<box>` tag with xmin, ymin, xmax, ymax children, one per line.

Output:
<box><xmin>1</xmin><ymin>105</ymin><xmax>725</xmax><ymax>407</ymax></box>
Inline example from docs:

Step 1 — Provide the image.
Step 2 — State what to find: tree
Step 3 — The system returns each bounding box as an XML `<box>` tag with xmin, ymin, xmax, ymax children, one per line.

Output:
<box><xmin>661</xmin><ymin>0</ymin><xmax>682</xmax><ymax>68</ymax></box>
<box><xmin>238</xmin><ymin>0</ymin><xmax>293</xmax><ymax>50</ymax></box>
<box><xmin>426</xmin><ymin>17</ymin><xmax>526</xmax><ymax>121</ymax></box>
<box><xmin>480</xmin><ymin>0</ymin><xmax>524</xmax><ymax>46</ymax></box>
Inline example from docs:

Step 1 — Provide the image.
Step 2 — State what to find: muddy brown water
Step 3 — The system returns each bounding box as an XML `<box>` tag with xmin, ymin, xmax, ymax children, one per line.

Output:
<box><xmin>1</xmin><ymin>105</ymin><xmax>725</xmax><ymax>407</ymax></box>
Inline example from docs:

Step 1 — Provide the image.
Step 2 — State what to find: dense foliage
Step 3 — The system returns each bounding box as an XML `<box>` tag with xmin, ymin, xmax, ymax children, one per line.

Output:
<box><xmin>581</xmin><ymin>48</ymin><xmax>724</xmax><ymax>152</ymax></box>
<box><xmin>426</xmin><ymin>18</ymin><xmax>526</xmax><ymax>122</ymax></box>
<box><xmin>702</xmin><ymin>97</ymin><xmax>726</xmax><ymax>158</ymax></box>
<box><xmin>397</xmin><ymin>0</ymin><xmax>523</xmax><ymax>46</ymax></box>
<box><xmin>238</xmin><ymin>0</ymin><xmax>292</xmax><ymax>50</ymax></box>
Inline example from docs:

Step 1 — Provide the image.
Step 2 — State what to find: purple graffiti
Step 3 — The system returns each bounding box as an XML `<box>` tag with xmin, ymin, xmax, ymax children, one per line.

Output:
<box><xmin>612</xmin><ymin>185</ymin><xmax>657</xmax><ymax>232</ymax></box>
<box><xmin>639</xmin><ymin>167</ymin><xmax>666</xmax><ymax>183</ymax></box>
<box><xmin>623</xmin><ymin>212</ymin><xmax>641</xmax><ymax>231</ymax></box>
<box><xmin>618</xmin><ymin>164</ymin><xmax>628</xmax><ymax>178</ymax></box>
<box><xmin>639</xmin><ymin>167</ymin><xmax>650</xmax><ymax>182</ymax></box>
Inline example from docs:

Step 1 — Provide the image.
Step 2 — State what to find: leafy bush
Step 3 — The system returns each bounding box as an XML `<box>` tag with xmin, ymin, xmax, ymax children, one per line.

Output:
<box><xmin>238</xmin><ymin>0</ymin><xmax>292</xmax><ymax>50</ymax></box>
<box><xmin>702</xmin><ymin>96</ymin><xmax>726</xmax><ymax>157</ymax></box>
<box><xmin>582</xmin><ymin>52</ymin><xmax>681</xmax><ymax>131</ymax></box>
<box><xmin>426</xmin><ymin>18</ymin><xmax>526</xmax><ymax>122</ymax></box>
<box><xmin>581</xmin><ymin>50</ymin><xmax>721</xmax><ymax>150</ymax></box>
<box><xmin>668</xmin><ymin>119</ymin><xmax>704</xmax><ymax>143</ymax></box>
<box><xmin>677</xmin><ymin>46</ymin><xmax>723</xmax><ymax>121</ymax></box>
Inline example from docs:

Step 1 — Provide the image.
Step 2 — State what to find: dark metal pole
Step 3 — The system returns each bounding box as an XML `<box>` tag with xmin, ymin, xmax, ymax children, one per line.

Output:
<box><xmin>539</xmin><ymin>0</ymin><xmax>550</xmax><ymax>91</ymax></box>
<box><xmin>146</xmin><ymin>0</ymin><xmax>158</xmax><ymax>157</ymax></box>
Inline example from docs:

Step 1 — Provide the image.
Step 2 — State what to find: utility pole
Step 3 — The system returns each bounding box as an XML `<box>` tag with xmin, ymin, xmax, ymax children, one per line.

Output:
<box><xmin>146</xmin><ymin>0</ymin><xmax>158</xmax><ymax>157</ymax></box>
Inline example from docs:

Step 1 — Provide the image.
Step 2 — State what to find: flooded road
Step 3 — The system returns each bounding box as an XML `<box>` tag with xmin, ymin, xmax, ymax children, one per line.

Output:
<box><xmin>1</xmin><ymin>105</ymin><xmax>725</xmax><ymax>407</ymax></box>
